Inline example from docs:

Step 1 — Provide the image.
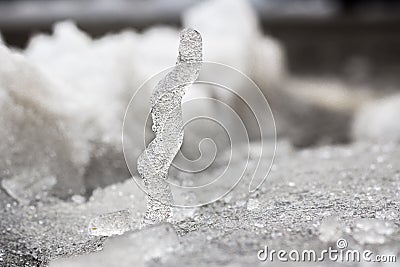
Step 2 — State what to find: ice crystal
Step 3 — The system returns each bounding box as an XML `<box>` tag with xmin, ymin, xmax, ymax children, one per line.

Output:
<box><xmin>88</xmin><ymin>209</ymin><xmax>134</xmax><ymax>237</ymax></box>
<box><xmin>137</xmin><ymin>28</ymin><xmax>202</xmax><ymax>224</ymax></box>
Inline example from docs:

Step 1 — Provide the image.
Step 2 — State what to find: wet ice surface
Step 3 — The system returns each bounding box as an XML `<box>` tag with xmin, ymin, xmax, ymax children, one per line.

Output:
<box><xmin>1</xmin><ymin>140</ymin><xmax>399</xmax><ymax>266</ymax></box>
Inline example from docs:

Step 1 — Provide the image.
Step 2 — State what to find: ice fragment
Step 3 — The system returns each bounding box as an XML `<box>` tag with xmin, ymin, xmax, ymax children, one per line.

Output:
<box><xmin>137</xmin><ymin>28</ymin><xmax>202</xmax><ymax>224</ymax></box>
<box><xmin>88</xmin><ymin>209</ymin><xmax>134</xmax><ymax>237</ymax></box>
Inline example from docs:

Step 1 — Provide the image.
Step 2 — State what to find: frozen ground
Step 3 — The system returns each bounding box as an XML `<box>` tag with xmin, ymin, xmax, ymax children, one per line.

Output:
<box><xmin>1</xmin><ymin>140</ymin><xmax>399</xmax><ymax>266</ymax></box>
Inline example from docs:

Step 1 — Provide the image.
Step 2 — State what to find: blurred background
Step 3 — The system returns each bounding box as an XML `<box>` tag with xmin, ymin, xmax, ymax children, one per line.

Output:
<box><xmin>1</xmin><ymin>0</ymin><xmax>400</xmax><ymax>81</ymax></box>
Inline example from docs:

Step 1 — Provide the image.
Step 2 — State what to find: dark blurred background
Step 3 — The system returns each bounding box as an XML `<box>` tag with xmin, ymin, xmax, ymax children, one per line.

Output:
<box><xmin>0</xmin><ymin>0</ymin><xmax>400</xmax><ymax>85</ymax></box>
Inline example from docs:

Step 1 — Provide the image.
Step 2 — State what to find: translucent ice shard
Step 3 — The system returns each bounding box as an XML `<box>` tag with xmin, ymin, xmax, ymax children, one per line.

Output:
<box><xmin>51</xmin><ymin>223</ymin><xmax>179</xmax><ymax>267</ymax></box>
<box><xmin>88</xmin><ymin>209</ymin><xmax>134</xmax><ymax>237</ymax></box>
<box><xmin>137</xmin><ymin>28</ymin><xmax>202</xmax><ymax>224</ymax></box>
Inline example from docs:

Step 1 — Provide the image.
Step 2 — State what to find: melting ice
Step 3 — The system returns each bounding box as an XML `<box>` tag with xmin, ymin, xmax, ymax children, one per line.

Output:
<box><xmin>137</xmin><ymin>28</ymin><xmax>202</xmax><ymax>224</ymax></box>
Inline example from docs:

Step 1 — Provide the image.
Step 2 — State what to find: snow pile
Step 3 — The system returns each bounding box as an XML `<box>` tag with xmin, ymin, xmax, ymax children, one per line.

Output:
<box><xmin>353</xmin><ymin>94</ymin><xmax>400</xmax><ymax>142</ymax></box>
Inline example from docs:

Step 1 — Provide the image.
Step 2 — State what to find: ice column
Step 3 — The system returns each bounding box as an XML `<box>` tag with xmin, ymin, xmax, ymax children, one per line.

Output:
<box><xmin>137</xmin><ymin>28</ymin><xmax>202</xmax><ymax>224</ymax></box>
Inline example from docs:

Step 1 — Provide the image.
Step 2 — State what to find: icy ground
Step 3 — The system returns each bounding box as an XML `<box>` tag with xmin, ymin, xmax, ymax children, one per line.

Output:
<box><xmin>1</xmin><ymin>140</ymin><xmax>399</xmax><ymax>266</ymax></box>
